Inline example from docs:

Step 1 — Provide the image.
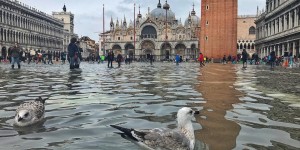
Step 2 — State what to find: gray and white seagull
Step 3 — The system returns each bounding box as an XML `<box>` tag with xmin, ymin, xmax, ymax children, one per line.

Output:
<box><xmin>110</xmin><ymin>107</ymin><xmax>200</xmax><ymax>150</ymax></box>
<box><xmin>14</xmin><ymin>97</ymin><xmax>48</xmax><ymax>127</ymax></box>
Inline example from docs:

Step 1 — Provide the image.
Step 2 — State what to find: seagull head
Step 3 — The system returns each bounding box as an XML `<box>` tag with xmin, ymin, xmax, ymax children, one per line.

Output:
<box><xmin>15</xmin><ymin>109</ymin><xmax>33</xmax><ymax>124</ymax></box>
<box><xmin>177</xmin><ymin>107</ymin><xmax>199</xmax><ymax>127</ymax></box>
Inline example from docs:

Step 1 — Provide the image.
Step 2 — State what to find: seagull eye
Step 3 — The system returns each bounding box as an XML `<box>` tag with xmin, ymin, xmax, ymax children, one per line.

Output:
<box><xmin>24</xmin><ymin>113</ymin><xmax>29</xmax><ymax>117</ymax></box>
<box><xmin>189</xmin><ymin>110</ymin><xmax>193</xmax><ymax>114</ymax></box>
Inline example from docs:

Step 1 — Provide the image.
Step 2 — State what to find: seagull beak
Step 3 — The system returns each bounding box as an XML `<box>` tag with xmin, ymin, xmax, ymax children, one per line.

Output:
<box><xmin>194</xmin><ymin>111</ymin><xmax>200</xmax><ymax>115</ymax></box>
<box><xmin>18</xmin><ymin>117</ymin><xmax>23</xmax><ymax>122</ymax></box>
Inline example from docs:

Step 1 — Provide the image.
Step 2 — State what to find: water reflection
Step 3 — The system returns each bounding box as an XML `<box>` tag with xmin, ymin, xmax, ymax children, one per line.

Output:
<box><xmin>196</xmin><ymin>64</ymin><xmax>241</xmax><ymax>150</ymax></box>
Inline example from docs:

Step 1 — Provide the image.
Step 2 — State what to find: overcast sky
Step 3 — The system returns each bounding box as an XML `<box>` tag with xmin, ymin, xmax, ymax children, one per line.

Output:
<box><xmin>19</xmin><ymin>0</ymin><xmax>265</xmax><ymax>42</ymax></box>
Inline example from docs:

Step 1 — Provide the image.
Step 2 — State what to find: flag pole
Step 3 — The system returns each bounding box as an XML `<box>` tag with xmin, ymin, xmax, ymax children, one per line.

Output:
<box><xmin>103</xmin><ymin>4</ymin><xmax>105</xmax><ymax>55</ymax></box>
<box><xmin>134</xmin><ymin>3</ymin><xmax>136</xmax><ymax>60</ymax></box>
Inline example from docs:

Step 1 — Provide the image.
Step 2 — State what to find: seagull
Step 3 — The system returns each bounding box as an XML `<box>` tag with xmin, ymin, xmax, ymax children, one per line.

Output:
<box><xmin>110</xmin><ymin>107</ymin><xmax>200</xmax><ymax>150</ymax></box>
<box><xmin>14</xmin><ymin>97</ymin><xmax>48</xmax><ymax>127</ymax></box>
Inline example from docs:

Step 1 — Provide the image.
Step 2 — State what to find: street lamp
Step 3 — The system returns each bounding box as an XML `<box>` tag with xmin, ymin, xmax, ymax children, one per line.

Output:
<box><xmin>163</xmin><ymin>0</ymin><xmax>170</xmax><ymax>60</ymax></box>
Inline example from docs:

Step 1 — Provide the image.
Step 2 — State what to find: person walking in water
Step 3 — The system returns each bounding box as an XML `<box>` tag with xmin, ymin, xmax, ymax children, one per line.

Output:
<box><xmin>198</xmin><ymin>53</ymin><xmax>205</xmax><ymax>67</ymax></box>
<box><xmin>175</xmin><ymin>54</ymin><xmax>180</xmax><ymax>65</ymax></box>
<box><xmin>116</xmin><ymin>53</ymin><xmax>123</xmax><ymax>68</ymax></box>
<box><xmin>68</xmin><ymin>37</ymin><xmax>79</xmax><ymax>69</ymax></box>
<box><xmin>11</xmin><ymin>43</ymin><xmax>21</xmax><ymax>69</ymax></box>
<box><xmin>242</xmin><ymin>49</ymin><xmax>248</xmax><ymax>68</ymax></box>
<box><xmin>107</xmin><ymin>51</ymin><xmax>114</xmax><ymax>68</ymax></box>
<box><xmin>270</xmin><ymin>50</ymin><xmax>276</xmax><ymax>69</ymax></box>
<box><xmin>149</xmin><ymin>54</ymin><xmax>153</xmax><ymax>65</ymax></box>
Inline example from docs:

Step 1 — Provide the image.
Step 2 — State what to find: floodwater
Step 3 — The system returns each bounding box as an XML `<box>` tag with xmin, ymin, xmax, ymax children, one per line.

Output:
<box><xmin>0</xmin><ymin>62</ymin><xmax>299</xmax><ymax>150</ymax></box>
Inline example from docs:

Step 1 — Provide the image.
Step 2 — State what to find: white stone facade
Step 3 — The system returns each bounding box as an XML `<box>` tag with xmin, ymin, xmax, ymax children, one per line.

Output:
<box><xmin>256</xmin><ymin>0</ymin><xmax>300</xmax><ymax>58</ymax></box>
<box><xmin>101</xmin><ymin>1</ymin><xmax>200</xmax><ymax>61</ymax></box>
<box><xmin>0</xmin><ymin>0</ymin><xmax>64</xmax><ymax>59</ymax></box>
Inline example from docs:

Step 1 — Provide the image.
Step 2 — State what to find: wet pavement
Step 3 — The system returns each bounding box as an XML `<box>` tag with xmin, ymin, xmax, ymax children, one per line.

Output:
<box><xmin>0</xmin><ymin>62</ymin><xmax>299</xmax><ymax>150</ymax></box>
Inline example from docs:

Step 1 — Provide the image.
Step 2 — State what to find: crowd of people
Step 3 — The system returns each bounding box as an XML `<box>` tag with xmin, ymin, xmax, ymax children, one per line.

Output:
<box><xmin>2</xmin><ymin>42</ymin><xmax>300</xmax><ymax>70</ymax></box>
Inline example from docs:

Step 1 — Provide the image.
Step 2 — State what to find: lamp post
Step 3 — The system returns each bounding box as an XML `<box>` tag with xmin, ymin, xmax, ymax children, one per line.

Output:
<box><xmin>102</xmin><ymin>4</ymin><xmax>105</xmax><ymax>55</ymax></box>
<box><xmin>163</xmin><ymin>0</ymin><xmax>169</xmax><ymax>60</ymax></box>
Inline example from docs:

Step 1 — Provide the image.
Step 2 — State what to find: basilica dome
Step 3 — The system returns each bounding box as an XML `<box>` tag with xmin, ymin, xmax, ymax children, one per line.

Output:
<box><xmin>150</xmin><ymin>0</ymin><xmax>175</xmax><ymax>21</ymax></box>
<box><xmin>184</xmin><ymin>6</ymin><xmax>200</xmax><ymax>27</ymax></box>
<box><xmin>185</xmin><ymin>15</ymin><xmax>200</xmax><ymax>27</ymax></box>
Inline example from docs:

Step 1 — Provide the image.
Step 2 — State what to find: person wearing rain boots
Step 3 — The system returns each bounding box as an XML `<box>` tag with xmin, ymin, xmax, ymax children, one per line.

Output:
<box><xmin>11</xmin><ymin>43</ymin><xmax>21</xmax><ymax>69</ymax></box>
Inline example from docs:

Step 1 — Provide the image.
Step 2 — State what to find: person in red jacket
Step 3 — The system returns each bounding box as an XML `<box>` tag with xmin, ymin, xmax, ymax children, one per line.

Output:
<box><xmin>198</xmin><ymin>53</ymin><xmax>205</xmax><ymax>67</ymax></box>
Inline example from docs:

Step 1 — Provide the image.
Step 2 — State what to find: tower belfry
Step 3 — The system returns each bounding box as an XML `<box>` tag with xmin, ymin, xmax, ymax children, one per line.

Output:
<box><xmin>200</xmin><ymin>0</ymin><xmax>237</xmax><ymax>59</ymax></box>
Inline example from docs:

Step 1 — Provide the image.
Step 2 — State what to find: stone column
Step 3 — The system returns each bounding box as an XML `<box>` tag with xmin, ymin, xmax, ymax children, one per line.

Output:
<box><xmin>277</xmin><ymin>45</ymin><xmax>280</xmax><ymax>56</ymax></box>
<box><xmin>295</xmin><ymin>9</ymin><xmax>298</xmax><ymax>27</ymax></box>
<box><xmin>288</xmin><ymin>42</ymin><xmax>291</xmax><ymax>53</ymax></box>
<box><xmin>289</xmin><ymin>11</ymin><xmax>292</xmax><ymax>29</ymax></box>
<box><xmin>293</xmin><ymin>41</ymin><xmax>296</xmax><ymax>56</ymax></box>
<box><xmin>282</xmin><ymin>43</ymin><xmax>285</xmax><ymax>56</ymax></box>
<box><xmin>284</xmin><ymin>14</ymin><xmax>287</xmax><ymax>30</ymax></box>
<box><xmin>279</xmin><ymin>17</ymin><xmax>282</xmax><ymax>32</ymax></box>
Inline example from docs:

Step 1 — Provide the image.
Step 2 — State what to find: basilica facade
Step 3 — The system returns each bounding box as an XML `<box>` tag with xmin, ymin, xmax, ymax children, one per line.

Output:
<box><xmin>0</xmin><ymin>0</ymin><xmax>64</xmax><ymax>59</ymax></box>
<box><xmin>102</xmin><ymin>0</ymin><xmax>200</xmax><ymax>60</ymax></box>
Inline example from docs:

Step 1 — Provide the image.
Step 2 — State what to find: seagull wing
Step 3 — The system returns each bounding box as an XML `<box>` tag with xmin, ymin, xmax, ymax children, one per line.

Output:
<box><xmin>111</xmin><ymin>125</ymin><xmax>190</xmax><ymax>150</ymax></box>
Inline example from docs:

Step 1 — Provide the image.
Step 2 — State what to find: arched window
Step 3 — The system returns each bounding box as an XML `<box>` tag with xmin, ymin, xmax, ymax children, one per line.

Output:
<box><xmin>141</xmin><ymin>25</ymin><xmax>157</xmax><ymax>39</ymax></box>
<box><xmin>239</xmin><ymin>44</ymin><xmax>243</xmax><ymax>50</ymax></box>
<box><xmin>249</xmin><ymin>26</ymin><xmax>256</xmax><ymax>34</ymax></box>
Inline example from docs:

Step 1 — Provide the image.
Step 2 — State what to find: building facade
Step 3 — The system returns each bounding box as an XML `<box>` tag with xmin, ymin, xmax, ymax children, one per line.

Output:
<box><xmin>200</xmin><ymin>0</ymin><xmax>238</xmax><ymax>59</ymax></box>
<box><xmin>101</xmin><ymin>0</ymin><xmax>200</xmax><ymax>61</ymax></box>
<box><xmin>256</xmin><ymin>0</ymin><xmax>300</xmax><ymax>58</ymax></box>
<box><xmin>237</xmin><ymin>15</ymin><xmax>256</xmax><ymax>56</ymax></box>
<box><xmin>79</xmin><ymin>36</ymin><xmax>97</xmax><ymax>59</ymax></box>
<box><xmin>53</xmin><ymin>5</ymin><xmax>78</xmax><ymax>52</ymax></box>
<box><xmin>0</xmin><ymin>0</ymin><xmax>64</xmax><ymax>59</ymax></box>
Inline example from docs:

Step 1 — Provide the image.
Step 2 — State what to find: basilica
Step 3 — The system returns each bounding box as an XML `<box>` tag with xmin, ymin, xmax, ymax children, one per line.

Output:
<box><xmin>101</xmin><ymin>0</ymin><xmax>200</xmax><ymax>60</ymax></box>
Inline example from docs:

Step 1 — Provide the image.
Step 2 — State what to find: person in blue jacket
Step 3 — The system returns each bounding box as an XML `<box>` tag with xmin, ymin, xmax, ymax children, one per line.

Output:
<box><xmin>175</xmin><ymin>54</ymin><xmax>180</xmax><ymax>65</ymax></box>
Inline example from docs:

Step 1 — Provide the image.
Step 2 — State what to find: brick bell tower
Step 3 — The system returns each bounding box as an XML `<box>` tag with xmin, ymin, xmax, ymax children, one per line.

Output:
<box><xmin>200</xmin><ymin>0</ymin><xmax>237</xmax><ymax>60</ymax></box>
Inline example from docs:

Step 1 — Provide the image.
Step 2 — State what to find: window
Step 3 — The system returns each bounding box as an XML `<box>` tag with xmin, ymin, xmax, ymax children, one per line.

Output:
<box><xmin>249</xmin><ymin>26</ymin><xmax>256</xmax><ymax>34</ymax></box>
<box><xmin>206</xmin><ymin>20</ymin><xmax>209</xmax><ymax>25</ymax></box>
<box><xmin>206</xmin><ymin>5</ymin><xmax>209</xmax><ymax>10</ymax></box>
<box><xmin>205</xmin><ymin>36</ymin><xmax>208</xmax><ymax>41</ymax></box>
<box><xmin>130</xmin><ymin>37</ymin><xmax>133</xmax><ymax>40</ymax></box>
<box><xmin>118</xmin><ymin>37</ymin><xmax>120</xmax><ymax>40</ymax></box>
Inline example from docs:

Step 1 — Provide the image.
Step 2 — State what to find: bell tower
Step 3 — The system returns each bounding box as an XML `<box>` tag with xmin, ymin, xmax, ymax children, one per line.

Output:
<box><xmin>200</xmin><ymin>0</ymin><xmax>237</xmax><ymax>60</ymax></box>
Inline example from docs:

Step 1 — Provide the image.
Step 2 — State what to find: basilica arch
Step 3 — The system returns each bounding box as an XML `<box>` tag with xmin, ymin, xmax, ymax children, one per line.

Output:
<box><xmin>125</xmin><ymin>43</ymin><xmax>135</xmax><ymax>57</ymax></box>
<box><xmin>141</xmin><ymin>25</ymin><xmax>157</xmax><ymax>39</ymax></box>
<box><xmin>1</xmin><ymin>46</ymin><xmax>7</xmax><ymax>59</ymax></box>
<box><xmin>175</xmin><ymin>43</ymin><xmax>186</xmax><ymax>56</ymax></box>
<box><xmin>160</xmin><ymin>42</ymin><xmax>172</xmax><ymax>60</ymax></box>
<box><xmin>112</xmin><ymin>44</ymin><xmax>122</xmax><ymax>54</ymax></box>
<box><xmin>191</xmin><ymin>44</ymin><xmax>197</xmax><ymax>59</ymax></box>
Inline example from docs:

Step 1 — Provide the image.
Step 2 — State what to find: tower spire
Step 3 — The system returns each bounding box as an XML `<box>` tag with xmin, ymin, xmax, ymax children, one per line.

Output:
<box><xmin>191</xmin><ymin>2</ymin><xmax>196</xmax><ymax>16</ymax></box>
<box><xmin>157</xmin><ymin>0</ymin><xmax>162</xmax><ymax>8</ymax></box>
<box><xmin>138</xmin><ymin>5</ymin><xmax>142</xmax><ymax>18</ymax></box>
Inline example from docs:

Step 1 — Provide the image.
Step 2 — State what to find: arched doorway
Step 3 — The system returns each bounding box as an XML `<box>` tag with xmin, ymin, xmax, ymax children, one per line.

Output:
<box><xmin>141</xmin><ymin>40</ymin><xmax>155</xmax><ymax>60</ymax></box>
<box><xmin>191</xmin><ymin>44</ymin><xmax>197</xmax><ymax>59</ymax></box>
<box><xmin>1</xmin><ymin>46</ymin><xmax>7</xmax><ymax>60</ymax></box>
<box><xmin>112</xmin><ymin>44</ymin><xmax>122</xmax><ymax>54</ymax></box>
<box><xmin>175</xmin><ymin>43</ymin><xmax>186</xmax><ymax>57</ymax></box>
<box><xmin>125</xmin><ymin>43</ymin><xmax>135</xmax><ymax>58</ymax></box>
<box><xmin>161</xmin><ymin>42</ymin><xmax>172</xmax><ymax>60</ymax></box>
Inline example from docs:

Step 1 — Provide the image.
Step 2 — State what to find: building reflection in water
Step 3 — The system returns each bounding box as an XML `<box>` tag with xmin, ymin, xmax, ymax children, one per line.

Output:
<box><xmin>196</xmin><ymin>64</ymin><xmax>242</xmax><ymax>150</ymax></box>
